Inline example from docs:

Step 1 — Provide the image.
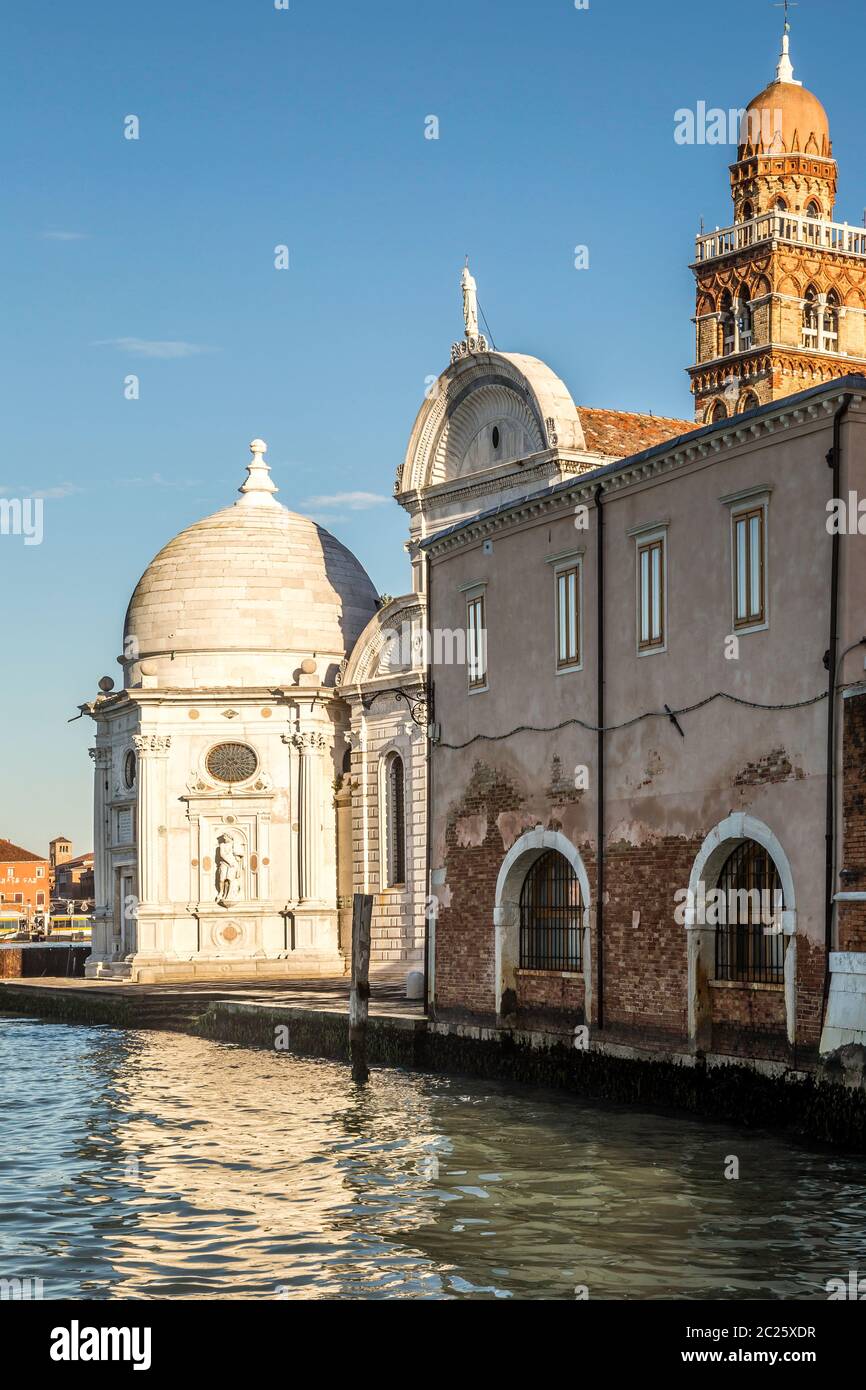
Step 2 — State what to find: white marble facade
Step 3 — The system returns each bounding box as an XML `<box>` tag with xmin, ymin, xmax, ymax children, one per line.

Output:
<box><xmin>86</xmin><ymin>441</ymin><xmax>379</xmax><ymax>981</ymax></box>
<box><xmin>341</xmin><ymin>595</ymin><xmax>428</xmax><ymax>972</ymax></box>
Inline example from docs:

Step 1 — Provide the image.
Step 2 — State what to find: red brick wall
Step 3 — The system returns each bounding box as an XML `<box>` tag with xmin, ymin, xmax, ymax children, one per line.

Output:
<box><xmin>516</xmin><ymin>971</ymin><xmax>585</xmax><ymax>1032</ymax></box>
<box><xmin>433</xmin><ymin>759</ymin><xmax>826</xmax><ymax>1062</ymax></box>
<box><xmin>435</xmin><ymin>762</ymin><xmax>523</xmax><ymax>1020</ymax></box>
<box><xmin>795</xmin><ymin>935</ymin><xmax>825</xmax><ymax>1057</ymax></box>
<box><xmin>709</xmin><ymin>986</ymin><xmax>787</xmax><ymax>1060</ymax></box>
<box><xmin>840</xmin><ymin>692</ymin><xmax>866</xmax><ymax>953</ymax></box>
<box><xmin>601</xmin><ymin>838</ymin><xmax>699</xmax><ymax>1043</ymax></box>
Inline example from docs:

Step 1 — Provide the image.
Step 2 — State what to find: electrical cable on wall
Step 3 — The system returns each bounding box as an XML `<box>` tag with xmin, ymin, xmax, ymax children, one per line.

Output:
<box><xmin>435</xmin><ymin>686</ymin><xmax>832</xmax><ymax>752</ymax></box>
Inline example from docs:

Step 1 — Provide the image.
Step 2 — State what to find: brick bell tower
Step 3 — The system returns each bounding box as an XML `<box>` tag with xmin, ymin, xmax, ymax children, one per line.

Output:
<box><xmin>689</xmin><ymin>20</ymin><xmax>866</xmax><ymax>424</ymax></box>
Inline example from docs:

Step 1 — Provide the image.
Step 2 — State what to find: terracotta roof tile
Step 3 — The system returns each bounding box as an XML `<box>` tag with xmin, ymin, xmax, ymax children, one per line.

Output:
<box><xmin>0</xmin><ymin>838</ymin><xmax>44</xmax><ymax>863</ymax></box>
<box><xmin>579</xmin><ymin>407</ymin><xmax>696</xmax><ymax>459</ymax></box>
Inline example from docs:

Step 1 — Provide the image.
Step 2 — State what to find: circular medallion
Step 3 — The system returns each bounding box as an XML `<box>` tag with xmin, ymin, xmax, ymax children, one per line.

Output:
<box><xmin>123</xmin><ymin>750</ymin><xmax>136</xmax><ymax>789</ymax></box>
<box><xmin>212</xmin><ymin>919</ymin><xmax>245</xmax><ymax>948</ymax></box>
<box><xmin>206</xmin><ymin>742</ymin><xmax>258</xmax><ymax>784</ymax></box>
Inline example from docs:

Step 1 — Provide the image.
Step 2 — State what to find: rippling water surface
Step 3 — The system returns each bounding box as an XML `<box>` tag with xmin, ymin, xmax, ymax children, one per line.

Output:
<box><xmin>1</xmin><ymin>1015</ymin><xmax>865</xmax><ymax>1300</ymax></box>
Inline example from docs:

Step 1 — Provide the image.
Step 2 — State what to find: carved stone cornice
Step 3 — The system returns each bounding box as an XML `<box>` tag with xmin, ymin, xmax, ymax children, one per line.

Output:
<box><xmin>400</xmin><ymin>453</ymin><xmax>577</xmax><ymax>518</ymax></box>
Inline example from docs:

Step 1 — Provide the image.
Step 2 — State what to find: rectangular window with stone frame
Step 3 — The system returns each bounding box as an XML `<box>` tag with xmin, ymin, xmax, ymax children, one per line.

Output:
<box><xmin>733</xmin><ymin>505</ymin><xmax>766</xmax><ymax>630</ymax></box>
<box><xmin>466</xmin><ymin>593</ymin><xmax>487</xmax><ymax>691</ymax></box>
<box><xmin>555</xmin><ymin>563</ymin><xmax>581</xmax><ymax>670</ymax></box>
<box><xmin>637</xmin><ymin>535</ymin><xmax>666</xmax><ymax>652</ymax></box>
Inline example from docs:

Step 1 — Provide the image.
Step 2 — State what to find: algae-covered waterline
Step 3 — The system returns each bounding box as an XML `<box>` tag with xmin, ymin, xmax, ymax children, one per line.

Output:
<box><xmin>2</xmin><ymin>1014</ymin><xmax>865</xmax><ymax>1301</ymax></box>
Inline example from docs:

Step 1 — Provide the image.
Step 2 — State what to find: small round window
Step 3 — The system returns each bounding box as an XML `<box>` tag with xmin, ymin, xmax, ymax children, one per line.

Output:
<box><xmin>123</xmin><ymin>750</ymin><xmax>136</xmax><ymax>789</ymax></box>
<box><xmin>492</xmin><ymin>426</ymin><xmax>500</xmax><ymax>450</ymax></box>
<box><xmin>206</xmin><ymin>742</ymin><xmax>258</xmax><ymax>784</ymax></box>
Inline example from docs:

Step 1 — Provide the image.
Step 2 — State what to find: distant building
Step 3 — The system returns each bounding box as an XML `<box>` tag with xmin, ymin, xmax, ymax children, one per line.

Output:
<box><xmin>53</xmin><ymin>851</ymin><xmax>94</xmax><ymax>910</ymax></box>
<box><xmin>48</xmin><ymin>836</ymin><xmax>72</xmax><ymax>896</ymax></box>
<box><xmin>0</xmin><ymin>838</ymin><xmax>49</xmax><ymax>917</ymax></box>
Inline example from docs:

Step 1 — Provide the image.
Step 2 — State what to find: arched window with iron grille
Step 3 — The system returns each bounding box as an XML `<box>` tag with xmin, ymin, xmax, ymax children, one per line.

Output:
<box><xmin>383</xmin><ymin>753</ymin><xmax>406</xmax><ymax>888</ymax></box>
<box><xmin>519</xmin><ymin>850</ymin><xmax>583</xmax><ymax>972</ymax></box>
<box><xmin>714</xmin><ymin>840</ymin><xmax>784</xmax><ymax>984</ymax></box>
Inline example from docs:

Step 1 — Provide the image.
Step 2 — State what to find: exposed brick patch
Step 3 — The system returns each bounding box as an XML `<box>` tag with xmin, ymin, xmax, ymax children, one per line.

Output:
<box><xmin>433</xmin><ymin>753</ymin><xmax>836</xmax><ymax>1063</ymax></box>
<box><xmin>796</xmin><ymin>935</ymin><xmax>825</xmax><ymax>1061</ymax></box>
<box><xmin>435</xmin><ymin>762</ymin><xmax>524</xmax><ymax>1019</ymax></box>
<box><xmin>547</xmin><ymin>754</ymin><xmax>584</xmax><ymax>803</ymax></box>
<box><xmin>710</xmin><ymin>986</ymin><xmax>787</xmax><ymax>1061</ymax></box>
<box><xmin>516</xmin><ymin>971</ymin><xmax>585</xmax><ymax>1032</ymax></box>
<box><xmin>733</xmin><ymin>748</ymin><xmax>803</xmax><ymax>787</ymax></box>
<box><xmin>601</xmin><ymin>836</ymin><xmax>701</xmax><ymax>1042</ymax></box>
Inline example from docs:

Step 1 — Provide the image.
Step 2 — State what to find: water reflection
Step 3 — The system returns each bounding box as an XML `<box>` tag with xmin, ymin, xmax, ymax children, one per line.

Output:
<box><xmin>1</xmin><ymin>1016</ymin><xmax>864</xmax><ymax>1300</ymax></box>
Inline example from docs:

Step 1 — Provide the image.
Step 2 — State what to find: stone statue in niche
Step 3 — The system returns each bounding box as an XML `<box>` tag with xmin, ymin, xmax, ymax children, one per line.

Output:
<box><xmin>215</xmin><ymin>832</ymin><xmax>245</xmax><ymax>907</ymax></box>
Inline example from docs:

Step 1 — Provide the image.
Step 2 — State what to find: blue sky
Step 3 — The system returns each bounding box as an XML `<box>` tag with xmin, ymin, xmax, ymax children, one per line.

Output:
<box><xmin>1</xmin><ymin>0</ymin><xmax>862</xmax><ymax>855</ymax></box>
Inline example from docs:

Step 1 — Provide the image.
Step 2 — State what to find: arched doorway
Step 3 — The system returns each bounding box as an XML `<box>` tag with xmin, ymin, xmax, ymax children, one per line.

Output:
<box><xmin>519</xmin><ymin>850</ymin><xmax>583</xmax><ymax>973</ymax></box>
<box><xmin>714</xmin><ymin>840</ymin><xmax>784</xmax><ymax>984</ymax></box>
<box><xmin>686</xmin><ymin>814</ymin><xmax>796</xmax><ymax>1047</ymax></box>
<box><xmin>493</xmin><ymin>829</ymin><xmax>591</xmax><ymax>1020</ymax></box>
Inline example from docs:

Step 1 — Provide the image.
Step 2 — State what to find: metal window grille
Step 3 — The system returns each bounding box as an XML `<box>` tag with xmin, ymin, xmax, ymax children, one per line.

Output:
<box><xmin>714</xmin><ymin>840</ymin><xmax>784</xmax><ymax>984</ymax></box>
<box><xmin>519</xmin><ymin>851</ymin><xmax>583</xmax><ymax>972</ymax></box>
<box><xmin>387</xmin><ymin>755</ymin><xmax>406</xmax><ymax>886</ymax></box>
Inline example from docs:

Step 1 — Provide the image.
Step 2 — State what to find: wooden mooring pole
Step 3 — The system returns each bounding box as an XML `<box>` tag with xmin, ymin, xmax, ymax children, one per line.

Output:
<box><xmin>349</xmin><ymin>893</ymin><xmax>373</xmax><ymax>1083</ymax></box>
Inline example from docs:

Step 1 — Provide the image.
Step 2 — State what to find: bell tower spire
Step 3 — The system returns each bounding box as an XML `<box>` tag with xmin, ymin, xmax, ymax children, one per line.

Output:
<box><xmin>774</xmin><ymin>2</ymin><xmax>801</xmax><ymax>85</ymax></box>
<box><xmin>686</xmin><ymin>18</ymin><xmax>865</xmax><ymax>425</ymax></box>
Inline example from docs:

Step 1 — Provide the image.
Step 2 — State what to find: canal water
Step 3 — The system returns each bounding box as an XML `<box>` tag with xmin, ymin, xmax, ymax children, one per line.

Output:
<box><xmin>1</xmin><ymin>1015</ymin><xmax>865</xmax><ymax>1300</ymax></box>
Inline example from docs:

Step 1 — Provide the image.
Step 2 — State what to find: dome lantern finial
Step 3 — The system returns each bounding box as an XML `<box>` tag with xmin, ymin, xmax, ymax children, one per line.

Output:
<box><xmin>774</xmin><ymin>1</ymin><xmax>802</xmax><ymax>85</ymax></box>
<box><xmin>238</xmin><ymin>437</ymin><xmax>280</xmax><ymax>508</ymax></box>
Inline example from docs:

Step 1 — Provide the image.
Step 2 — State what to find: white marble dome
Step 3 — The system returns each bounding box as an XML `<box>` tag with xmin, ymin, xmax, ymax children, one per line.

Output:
<box><xmin>122</xmin><ymin>441</ymin><xmax>379</xmax><ymax>690</ymax></box>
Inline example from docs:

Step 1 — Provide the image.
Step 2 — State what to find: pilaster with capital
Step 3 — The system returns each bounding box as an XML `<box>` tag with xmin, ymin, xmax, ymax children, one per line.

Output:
<box><xmin>89</xmin><ymin>746</ymin><xmax>113</xmax><ymax>927</ymax></box>
<box><xmin>291</xmin><ymin>730</ymin><xmax>330</xmax><ymax>902</ymax></box>
<box><xmin>133</xmin><ymin>735</ymin><xmax>171</xmax><ymax>906</ymax></box>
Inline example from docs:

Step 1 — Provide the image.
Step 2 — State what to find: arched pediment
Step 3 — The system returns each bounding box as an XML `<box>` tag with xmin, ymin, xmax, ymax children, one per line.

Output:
<box><xmin>397</xmin><ymin>351</ymin><xmax>584</xmax><ymax>496</ymax></box>
<box><xmin>342</xmin><ymin>594</ymin><xmax>427</xmax><ymax>687</ymax></box>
